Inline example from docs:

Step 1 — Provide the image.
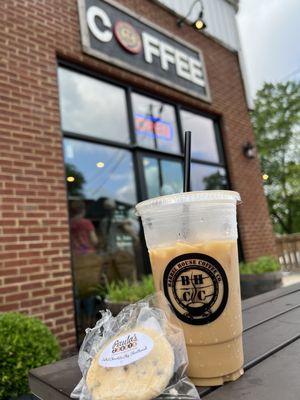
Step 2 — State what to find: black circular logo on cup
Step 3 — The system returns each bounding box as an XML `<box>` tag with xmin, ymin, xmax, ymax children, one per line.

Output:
<box><xmin>163</xmin><ymin>253</ymin><xmax>228</xmax><ymax>325</ymax></box>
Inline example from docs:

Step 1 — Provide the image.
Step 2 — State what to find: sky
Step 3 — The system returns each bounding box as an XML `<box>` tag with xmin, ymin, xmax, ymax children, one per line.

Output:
<box><xmin>237</xmin><ymin>0</ymin><xmax>300</xmax><ymax>101</ymax></box>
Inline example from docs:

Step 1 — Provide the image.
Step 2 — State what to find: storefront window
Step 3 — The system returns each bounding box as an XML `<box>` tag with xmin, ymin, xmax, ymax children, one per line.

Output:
<box><xmin>180</xmin><ymin>110</ymin><xmax>220</xmax><ymax>162</ymax></box>
<box><xmin>58</xmin><ymin>66</ymin><xmax>228</xmax><ymax>343</ymax></box>
<box><xmin>143</xmin><ymin>156</ymin><xmax>183</xmax><ymax>197</ymax></box>
<box><xmin>191</xmin><ymin>163</ymin><xmax>228</xmax><ymax>191</ymax></box>
<box><xmin>132</xmin><ymin>93</ymin><xmax>180</xmax><ymax>154</ymax></box>
<box><xmin>58</xmin><ymin>68</ymin><xmax>130</xmax><ymax>143</ymax></box>
<box><xmin>63</xmin><ymin>138</ymin><xmax>140</xmax><ymax>338</ymax></box>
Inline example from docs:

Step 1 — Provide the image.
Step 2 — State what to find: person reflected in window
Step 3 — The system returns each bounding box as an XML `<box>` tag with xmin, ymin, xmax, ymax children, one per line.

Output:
<box><xmin>98</xmin><ymin>198</ymin><xmax>118</xmax><ymax>253</ymax></box>
<box><xmin>70</xmin><ymin>200</ymin><xmax>101</xmax><ymax>331</ymax></box>
<box><xmin>120</xmin><ymin>209</ymin><xmax>140</xmax><ymax>245</ymax></box>
<box><xmin>70</xmin><ymin>200</ymin><xmax>98</xmax><ymax>254</ymax></box>
<box><xmin>97</xmin><ymin>198</ymin><xmax>137</xmax><ymax>283</ymax></box>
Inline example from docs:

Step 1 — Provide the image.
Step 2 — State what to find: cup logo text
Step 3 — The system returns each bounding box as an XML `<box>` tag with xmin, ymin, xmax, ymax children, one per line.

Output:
<box><xmin>163</xmin><ymin>253</ymin><xmax>228</xmax><ymax>325</ymax></box>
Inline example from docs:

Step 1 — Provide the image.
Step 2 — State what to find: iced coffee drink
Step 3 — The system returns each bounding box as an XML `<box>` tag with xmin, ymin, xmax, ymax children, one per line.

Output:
<box><xmin>136</xmin><ymin>191</ymin><xmax>244</xmax><ymax>386</ymax></box>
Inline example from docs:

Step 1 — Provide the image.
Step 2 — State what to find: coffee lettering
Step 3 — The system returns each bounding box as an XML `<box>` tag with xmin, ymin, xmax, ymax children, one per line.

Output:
<box><xmin>142</xmin><ymin>32</ymin><xmax>160</xmax><ymax>63</ymax></box>
<box><xmin>87</xmin><ymin>6</ymin><xmax>112</xmax><ymax>43</ymax></box>
<box><xmin>142</xmin><ymin>32</ymin><xmax>205</xmax><ymax>87</ymax></box>
<box><xmin>189</xmin><ymin>58</ymin><xmax>205</xmax><ymax>86</ymax></box>
<box><xmin>175</xmin><ymin>50</ymin><xmax>190</xmax><ymax>81</ymax></box>
<box><xmin>160</xmin><ymin>41</ymin><xmax>176</xmax><ymax>71</ymax></box>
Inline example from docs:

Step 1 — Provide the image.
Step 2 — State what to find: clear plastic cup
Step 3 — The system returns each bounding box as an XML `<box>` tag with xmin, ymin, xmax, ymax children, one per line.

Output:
<box><xmin>136</xmin><ymin>190</ymin><xmax>244</xmax><ymax>386</ymax></box>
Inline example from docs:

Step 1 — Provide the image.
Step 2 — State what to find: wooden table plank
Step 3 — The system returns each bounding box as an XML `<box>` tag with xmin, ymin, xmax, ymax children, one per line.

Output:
<box><xmin>242</xmin><ymin>282</ymin><xmax>300</xmax><ymax>311</ymax></box>
<box><xmin>243</xmin><ymin>290</ymin><xmax>300</xmax><ymax>331</ymax></box>
<box><xmin>243</xmin><ymin>307</ymin><xmax>300</xmax><ymax>366</ymax></box>
<box><xmin>29</xmin><ymin>356</ymin><xmax>80</xmax><ymax>400</ymax></box>
<box><xmin>203</xmin><ymin>338</ymin><xmax>300</xmax><ymax>400</ymax></box>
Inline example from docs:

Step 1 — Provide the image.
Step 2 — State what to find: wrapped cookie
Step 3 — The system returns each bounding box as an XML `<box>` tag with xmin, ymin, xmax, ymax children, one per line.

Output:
<box><xmin>71</xmin><ymin>293</ymin><xmax>200</xmax><ymax>400</ymax></box>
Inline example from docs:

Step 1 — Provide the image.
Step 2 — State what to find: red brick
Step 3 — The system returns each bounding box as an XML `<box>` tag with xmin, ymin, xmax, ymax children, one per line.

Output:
<box><xmin>21</xmin><ymin>282</ymin><xmax>43</xmax><ymax>291</ymax></box>
<box><xmin>1</xmin><ymin>220</ymin><xmax>17</xmax><ymax>226</ymax></box>
<box><xmin>0</xmin><ymin>285</ymin><xmax>19</xmax><ymax>294</ymax></box>
<box><xmin>45</xmin><ymin>295</ymin><xmax>62</xmax><ymax>303</ymax></box>
<box><xmin>6</xmin><ymin>292</ymin><xmax>29</xmax><ymax>302</ymax></box>
<box><xmin>4</xmin><ymin>276</ymin><xmax>27</xmax><ymax>284</ymax></box>
<box><xmin>0</xmin><ymin>268</ymin><xmax>19</xmax><ymax>276</ymax></box>
<box><xmin>20</xmin><ymin>266</ymin><xmax>41</xmax><ymax>274</ymax></box>
<box><xmin>44</xmin><ymin>311</ymin><xmax>64</xmax><ymax>319</ymax></box>
<box><xmin>4</xmin><ymin>259</ymin><xmax>27</xmax><ymax>267</ymax></box>
<box><xmin>20</xmin><ymin>299</ymin><xmax>42</xmax><ymax>308</ymax></box>
<box><xmin>19</xmin><ymin>235</ymin><xmax>40</xmax><ymax>242</ymax></box>
<box><xmin>33</xmin><ymin>289</ymin><xmax>52</xmax><ymax>297</ymax></box>
<box><xmin>5</xmin><ymin>244</ymin><xmax>27</xmax><ymax>251</ymax></box>
<box><xmin>0</xmin><ymin>236</ymin><xmax>18</xmax><ymax>243</ymax></box>
<box><xmin>54</xmin><ymin>285</ymin><xmax>73</xmax><ymax>294</ymax></box>
<box><xmin>3</xmin><ymin>228</ymin><xmax>26</xmax><ymax>234</ymax></box>
<box><xmin>0</xmin><ymin>303</ymin><xmax>20</xmax><ymax>312</ymax></box>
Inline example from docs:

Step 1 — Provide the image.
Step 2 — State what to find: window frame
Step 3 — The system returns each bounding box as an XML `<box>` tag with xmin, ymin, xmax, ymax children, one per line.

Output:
<box><xmin>137</xmin><ymin>150</ymin><xmax>184</xmax><ymax>199</ymax></box>
<box><xmin>57</xmin><ymin>67</ymin><xmax>132</xmax><ymax>145</ymax></box>
<box><xmin>131</xmin><ymin>91</ymin><xmax>181</xmax><ymax>155</ymax></box>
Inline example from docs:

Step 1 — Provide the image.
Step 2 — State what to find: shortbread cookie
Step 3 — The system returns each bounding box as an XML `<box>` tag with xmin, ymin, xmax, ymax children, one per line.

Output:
<box><xmin>86</xmin><ymin>327</ymin><xmax>174</xmax><ymax>400</ymax></box>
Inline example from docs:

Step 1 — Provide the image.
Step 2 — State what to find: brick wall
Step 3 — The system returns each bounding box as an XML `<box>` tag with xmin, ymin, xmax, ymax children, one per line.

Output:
<box><xmin>0</xmin><ymin>0</ymin><xmax>276</xmax><ymax>350</ymax></box>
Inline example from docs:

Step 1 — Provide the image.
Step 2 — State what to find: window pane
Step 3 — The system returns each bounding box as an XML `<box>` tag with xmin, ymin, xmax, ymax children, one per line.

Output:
<box><xmin>181</xmin><ymin>110</ymin><xmax>220</xmax><ymax>162</ymax></box>
<box><xmin>64</xmin><ymin>138</ymin><xmax>141</xmax><ymax>338</ymax></box>
<box><xmin>161</xmin><ymin>160</ymin><xmax>183</xmax><ymax>195</ymax></box>
<box><xmin>143</xmin><ymin>158</ymin><xmax>160</xmax><ymax>198</ymax></box>
<box><xmin>143</xmin><ymin>156</ymin><xmax>183</xmax><ymax>197</ymax></box>
<box><xmin>58</xmin><ymin>68</ymin><xmax>130</xmax><ymax>143</ymax></box>
<box><xmin>132</xmin><ymin>93</ymin><xmax>180</xmax><ymax>154</ymax></box>
<box><xmin>191</xmin><ymin>163</ymin><xmax>228</xmax><ymax>191</ymax></box>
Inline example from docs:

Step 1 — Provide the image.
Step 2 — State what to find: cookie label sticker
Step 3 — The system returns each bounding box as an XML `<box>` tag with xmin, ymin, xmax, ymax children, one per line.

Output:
<box><xmin>163</xmin><ymin>253</ymin><xmax>229</xmax><ymax>325</ymax></box>
<box><xmin>99</xmin><ymin>331</ymin><xmax>154</xmax><ymax>368</ymax></box>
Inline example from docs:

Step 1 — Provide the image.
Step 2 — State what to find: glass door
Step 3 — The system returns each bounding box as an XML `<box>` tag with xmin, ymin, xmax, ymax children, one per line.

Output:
<box><xmin>63</xmin><ymin>138</ymin><xmax>142</xmax><ymax>340</ymax></box>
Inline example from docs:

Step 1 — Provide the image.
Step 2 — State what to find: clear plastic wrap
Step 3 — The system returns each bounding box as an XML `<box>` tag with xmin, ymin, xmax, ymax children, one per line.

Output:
<box><xmin>71</xmin><ymin>293</ymin><xmax>200</xmax><ymax>400</ymax></box>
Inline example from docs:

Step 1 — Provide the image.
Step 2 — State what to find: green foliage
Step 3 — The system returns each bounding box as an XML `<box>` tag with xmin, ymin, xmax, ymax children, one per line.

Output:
<box><xmin>240</xmin><ymin>256</ymin><xmax>281</xmax><ymax>275</ymax></box>
<box><xmin>105</xmin><ymin>275</ymin><xmax>155</xmax><ymax>303</ymax></box>
<box><xmin>203</xmin><ymin>171</ymin><xmax>227</xmax><ymax>190</ymax></box>
<box><xmin>251</xmin><ymin>81</ymin><xmax>300</xmax><ymax>234</ymax></box>
<box><xmin>0</xmin><ymin>312</ymin><xmax>60</xmax><ymax>399</ymax></box>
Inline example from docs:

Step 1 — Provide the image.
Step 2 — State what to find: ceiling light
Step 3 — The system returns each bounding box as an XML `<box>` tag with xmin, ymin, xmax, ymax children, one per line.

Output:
<box><xmin>66</xmin><ymin>176</ymin><xmax>75</xmax><ymax>182</ymax></box>
<box><xmin>96</xmin><ymin>162</ymin><xmax>105</xmax><ymax>168</ymax></box>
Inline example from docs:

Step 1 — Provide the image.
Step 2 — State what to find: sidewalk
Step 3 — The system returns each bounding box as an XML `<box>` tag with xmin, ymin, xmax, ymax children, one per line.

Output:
<box><xmin>282</xmin><ymin>272</ymin><xmax>300</xmax><ymax>287</ymax></box>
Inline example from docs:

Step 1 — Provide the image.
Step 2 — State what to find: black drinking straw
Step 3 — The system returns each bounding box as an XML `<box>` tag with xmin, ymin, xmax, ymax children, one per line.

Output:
<box><xmin>183</xmin><ymin>131</ymin><xmax>191</xmax><ymax>192</ymax></box>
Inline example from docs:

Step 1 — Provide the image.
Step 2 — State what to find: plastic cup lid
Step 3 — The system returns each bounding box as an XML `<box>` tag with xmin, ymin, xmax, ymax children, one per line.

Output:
<box><xmin>135</xmin><ymin>190</ymin><xmax>241</xmax><ymax>216</ymax></box>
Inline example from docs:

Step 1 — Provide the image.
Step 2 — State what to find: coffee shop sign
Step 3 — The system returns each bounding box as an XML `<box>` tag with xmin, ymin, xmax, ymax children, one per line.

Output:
<box><xmin>78</xmin><ymin>0</ymin><xmax>211</xmax><ymax>101</ymax></box>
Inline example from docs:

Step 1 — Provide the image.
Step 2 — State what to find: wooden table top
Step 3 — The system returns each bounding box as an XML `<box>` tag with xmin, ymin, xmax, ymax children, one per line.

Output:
<box><xmin>29</xmin><ymin>283</ymin><xmax>300</xmax><ymax>400</ymax></box>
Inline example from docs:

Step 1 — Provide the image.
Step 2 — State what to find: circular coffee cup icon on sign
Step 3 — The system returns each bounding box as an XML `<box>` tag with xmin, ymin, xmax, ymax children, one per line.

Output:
<box><xmin>114</xmin><ymin>21</ymin><xmax>142</xmax><ymax>54</ymax></box>
<box><xmin>163</xmin><ymin>253</ymin><xmax>228</xmax><ymax>325</ymax></box>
